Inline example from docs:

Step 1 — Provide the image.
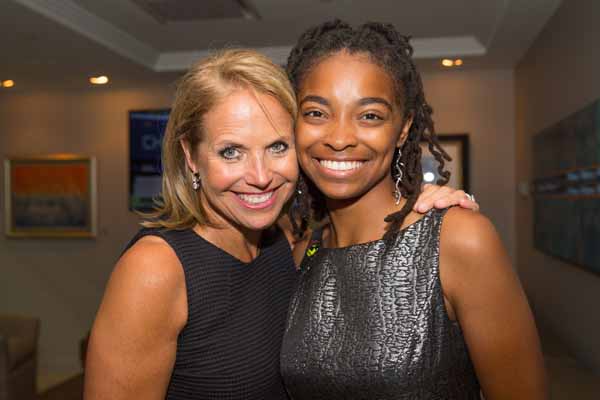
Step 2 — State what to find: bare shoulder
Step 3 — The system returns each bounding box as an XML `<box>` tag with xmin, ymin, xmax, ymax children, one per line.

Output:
<box><xmin>439</xmin><ymin>207</ymin><xmax>513</xmax><ymax>305</ymax></box>
<box><xmin>101</xmin><ymin>234</ymin><xmax>188</xmax><ymax>333</ymax></box>
<box><xmin>114</xmin><ymin>235</ymin><xmax>186</xmax><ymax>297</ymax></box>
<box><xmin>440</xmin><ymin>207</ymin><xmax>500</xmax><ymax>256</ymax></box>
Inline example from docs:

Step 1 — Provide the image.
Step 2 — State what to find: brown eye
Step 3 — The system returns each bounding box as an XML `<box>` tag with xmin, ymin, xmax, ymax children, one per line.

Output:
<box><xmin>303</xmin><ymin>110</ymin><xmax>325</xmax><ymax>118</ymax></box>
<box><xmin>360</xmin><ymin>112</ymin><xmax>383</xmax><ymax>120</ymax></box>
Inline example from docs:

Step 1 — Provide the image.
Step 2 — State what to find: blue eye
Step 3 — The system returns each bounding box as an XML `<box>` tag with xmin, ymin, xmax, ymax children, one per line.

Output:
<box><xmin>270</xmin><ymin>141</ymin><xmax>289</xmax><ymax>154</ymax></box>
<box><xmin>219</xmin><ymin>147</ymin><xmax>241</xmax><ymax>160</ymax></box>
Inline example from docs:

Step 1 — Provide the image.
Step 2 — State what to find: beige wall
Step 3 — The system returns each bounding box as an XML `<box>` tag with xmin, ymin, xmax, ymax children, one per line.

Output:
<box><xmin>423</xmin><ymin>69</ymin><xmax>516</xmax><ymax>260</ymax></box>
<box><xmin>515</xmin><ymin>1</ymin><xmax>600</xmax><ymax>371</ymax></box>
<box><xmin>0</xmin><ymin>87</ymin><xmax>174</xmax><ymax>377</ymax></box>
<box><xmin>0</xmin><ymin>68</ymin><xmax>516</xmax><ymax>378</ymax></box>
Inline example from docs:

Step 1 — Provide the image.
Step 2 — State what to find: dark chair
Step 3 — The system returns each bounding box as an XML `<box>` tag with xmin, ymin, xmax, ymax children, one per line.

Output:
<box><xmin>0</xmin><ymin>315</ymin><xmax>40</xmax><ymax>400</ymax></box>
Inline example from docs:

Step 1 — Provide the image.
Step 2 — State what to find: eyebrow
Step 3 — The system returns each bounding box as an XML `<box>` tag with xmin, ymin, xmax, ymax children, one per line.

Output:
<box><xmin>357</xmin><ymin>97</ymin><xmax>393</xmax><ymax>111</ymax></box>
<box><xmin>299</xmin><ymin>95</ymin><xmax>329</xmax><ymax>107</ymax></box>
<box><xmin>300</xmin><ymin>94</ymin><xmax>393</xmax><ymax>111</ymax></box>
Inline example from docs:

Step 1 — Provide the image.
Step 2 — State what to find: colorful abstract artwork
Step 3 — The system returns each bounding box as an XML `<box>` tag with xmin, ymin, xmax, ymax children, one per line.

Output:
<box><xmin>4</xmin><ymin>156</ymin><xmax>97</xmax><ymax>237</ymax></box>
<box><xmin>532</xmin><ymin>99</ymin><xmax>600</xmax><ymax>274</ymax></box>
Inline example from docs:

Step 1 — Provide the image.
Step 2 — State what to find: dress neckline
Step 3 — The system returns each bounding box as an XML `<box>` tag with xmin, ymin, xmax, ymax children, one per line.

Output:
<box><xmin>187</xmin><ymin>227</ymin><xmax>277</xmax><ymax>266</ymax></box>
<box><xmin>316</xmin><ymin>209</ymin><xmax>435</xmax><ymax>252</ymax></box>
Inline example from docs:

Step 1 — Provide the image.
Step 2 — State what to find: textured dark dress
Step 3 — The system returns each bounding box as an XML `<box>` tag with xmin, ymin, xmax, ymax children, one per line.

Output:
<box><xmin>126</xmin><ymin>226</ymin><xmax>298</xmax><ymax>400</ymax></box>
<box><xmin>280</xmin><ymin>209</ymin><xmax>481</xmax><ymax>399</ymax></box>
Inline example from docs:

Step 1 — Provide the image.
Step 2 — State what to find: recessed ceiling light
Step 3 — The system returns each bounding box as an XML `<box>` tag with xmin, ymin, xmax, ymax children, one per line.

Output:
<box><xmin>454</xmin><ymin>59</ymin><xmax>464</xmax><ymax>66</ymax></box>
<box><xmin>441</xmin><ymin>59</ymin><xmax>454</xmax><ymax>67</ymax></box>
<box><xmin>1</xmin><ymin>80</ymin><xmax>15</xmax><ymax>88</ymax></box>
<box><xmin>90</xmin><ymin>76</ymin><xmax>109</xmax><ymax>85</ymax></box>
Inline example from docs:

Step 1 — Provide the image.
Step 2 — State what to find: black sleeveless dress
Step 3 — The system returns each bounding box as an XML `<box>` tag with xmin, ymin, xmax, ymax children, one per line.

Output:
<box><xmin>125</xmin><ymin>226</ymin><xmax>298</xmax><ymax>400</ymax></box>
<box><xmin>280</xmin><ymin>209</ymin><xmax>481</xmax><ymax>399</ymax></box>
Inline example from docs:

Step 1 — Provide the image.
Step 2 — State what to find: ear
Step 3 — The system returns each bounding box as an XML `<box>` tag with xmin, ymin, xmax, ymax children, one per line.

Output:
<box><xmin>180</xmin><ymin>139</ymin><xmax>198</xmax><ymax>173</ymax></box>
<box><xmin>396</xmin><ymin>114</ymin><xmax>414</xmax><ymax>148</ymax></box>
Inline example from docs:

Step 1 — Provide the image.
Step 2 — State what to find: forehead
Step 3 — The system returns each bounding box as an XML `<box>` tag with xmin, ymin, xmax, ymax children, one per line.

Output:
<box><xmin>203</xmin><ymin>88</ymin><xmax>293</xmax><ymax>142</ymax></box>
<box><xmin>300</xmin><ymin>51</ymin><xmax>396</xmax><ymax>100</ymax></box>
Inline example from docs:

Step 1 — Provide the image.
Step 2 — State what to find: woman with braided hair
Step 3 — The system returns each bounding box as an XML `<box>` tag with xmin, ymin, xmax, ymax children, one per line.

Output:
<box><xmin>281</xmin><ymin>20</ymin><xmax>547</xmax><ymax>399</ymax></box>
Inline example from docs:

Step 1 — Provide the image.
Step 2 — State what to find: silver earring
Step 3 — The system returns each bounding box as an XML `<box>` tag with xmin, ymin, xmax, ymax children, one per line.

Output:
<box><xmin>393</xmin><ymin>148</ymin><xmax>405</xmax><ymax>205</ymax></box>
<box><xmin>192</xmin><ymin>172</ymin><xmax>201</xmax><ymax>191</ymax></box>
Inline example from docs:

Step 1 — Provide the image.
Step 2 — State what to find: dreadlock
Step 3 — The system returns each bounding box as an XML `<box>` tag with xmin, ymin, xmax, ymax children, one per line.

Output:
<box><xmin>287</xmin><ymin>19</ymin><xmax>451</xmax><ymax>237</ymax></box>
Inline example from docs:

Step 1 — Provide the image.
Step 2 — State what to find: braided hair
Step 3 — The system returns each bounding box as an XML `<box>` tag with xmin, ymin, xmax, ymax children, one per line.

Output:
<box><xmin>287</xmin><ymin>19</ymin><xmax>450</xmax><ymax>237</ymax></box>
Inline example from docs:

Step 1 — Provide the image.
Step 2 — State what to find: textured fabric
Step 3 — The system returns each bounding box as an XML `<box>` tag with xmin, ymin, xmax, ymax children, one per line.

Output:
<box><xmin>126</xmin><ymin>226</ymin><xmax>298</xmax><ymax>400</ymax></box>
<box><xmin>281</xmin><ymin>209</ymin><xmax>481</xmax><ymax>399</ymax></box>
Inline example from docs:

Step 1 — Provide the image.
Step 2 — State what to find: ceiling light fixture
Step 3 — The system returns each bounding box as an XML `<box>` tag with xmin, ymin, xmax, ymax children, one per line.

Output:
<box><xmin>441</xmin><ymin>59</ymin><xmax>454</xmax><ymax>67</ymax></box>
<box><xmin>1</xmin><ymin>80</ymin><xmax>15</xmax><ymax>88</ymax></box>
<box><xmin>454</xmin><ymin>59</ymin><xmax>464</xmax><ymax>66</ymax></box>
<box><xmin>89</xmin><ymin>76</ymin><xmax>109</xmax><ymax>85</ymax></box>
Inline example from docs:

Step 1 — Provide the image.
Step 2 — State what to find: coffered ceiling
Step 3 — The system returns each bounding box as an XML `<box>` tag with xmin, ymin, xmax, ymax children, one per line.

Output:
<box><xmin>0</xmin><ymin>0</ymin><xmax>562</xmax><ymax>90</ymax></box>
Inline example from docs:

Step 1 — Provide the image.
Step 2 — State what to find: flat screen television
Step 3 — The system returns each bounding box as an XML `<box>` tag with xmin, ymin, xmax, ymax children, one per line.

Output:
<box><xmin>129</xmin><ymin>109</ymin><xmax>170</xmax><ymax>211</ymax></box>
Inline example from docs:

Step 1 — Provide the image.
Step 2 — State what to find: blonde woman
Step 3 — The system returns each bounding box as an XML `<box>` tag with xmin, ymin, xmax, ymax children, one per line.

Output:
<box><xmin>84</xmin><ymin>49</ymin><xmax>477</xmax><ymax>400</ymax></box>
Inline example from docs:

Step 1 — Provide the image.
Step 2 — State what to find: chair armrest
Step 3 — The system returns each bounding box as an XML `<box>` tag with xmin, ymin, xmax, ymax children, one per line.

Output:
<box><xmin>0</xmin><ymin>335</ymin><xmax>8</xmax><ymax>400</ymax></box>
<box><xmin>0</xmin><ymin>316</ymin><xmax>39</xmax><ymax>342</ymax></box>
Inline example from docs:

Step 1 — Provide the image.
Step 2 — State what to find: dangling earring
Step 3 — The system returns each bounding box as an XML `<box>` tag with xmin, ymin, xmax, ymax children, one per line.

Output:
<box><xmin>393</xmin><ymin>148</ymin><xmax>405</xmax><ymax>205</ymax></box>
<box><xmin>192</xmin><ymin>172</ymin><xmax>201</xmax><ymax>191</ymax></box>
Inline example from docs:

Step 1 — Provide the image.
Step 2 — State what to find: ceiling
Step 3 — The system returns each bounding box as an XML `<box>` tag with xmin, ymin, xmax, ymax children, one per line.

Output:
<box><xmin>0</xmin><ymin>0</ymin><xmax>562</xmax><ymax>91</ymax></box>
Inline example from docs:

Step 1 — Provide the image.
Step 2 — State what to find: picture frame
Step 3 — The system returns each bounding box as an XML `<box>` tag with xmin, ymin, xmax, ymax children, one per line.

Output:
<box><xmin>420</xmin><ymin>134</ymin><xmax>470</xmax><ymax>192</ymax></box>
<box><xmin>4</xmin><ymin>155</ymin><xmax>97</xmax><ymax>238</ymax></box>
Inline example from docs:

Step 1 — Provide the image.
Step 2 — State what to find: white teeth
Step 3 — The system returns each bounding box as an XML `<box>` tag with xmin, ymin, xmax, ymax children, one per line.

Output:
<box><xmin>319</xmin><ymin>160</ymin><xmax>363</xmax><ymax>171</ymax></box>
<box><xmin>238</xmin><ymin>191</ymin><xmax>273</xmax><ymax>204</ymax></box>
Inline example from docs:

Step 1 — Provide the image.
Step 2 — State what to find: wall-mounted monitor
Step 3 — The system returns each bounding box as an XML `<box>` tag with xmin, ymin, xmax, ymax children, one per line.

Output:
<box><xmin>129</xmin><ymin>109</ymin><xmax>170</xmax><ymax>211</ymax></box>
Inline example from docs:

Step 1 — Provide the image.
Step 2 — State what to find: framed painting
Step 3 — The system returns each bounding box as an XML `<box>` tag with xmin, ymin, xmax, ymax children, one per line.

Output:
<box><xmin>420</xmin><ymin>134</ymin><xmax>470</xmax><ymax>192</ymax></box>
<box><xmin>4</xmin><ymin>155</ymin><xmax>97</xmax><ymax>238</ymax></box>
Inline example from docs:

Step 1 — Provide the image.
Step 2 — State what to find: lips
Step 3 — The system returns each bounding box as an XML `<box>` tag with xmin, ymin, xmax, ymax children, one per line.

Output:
<box><xmin>235</xmin><ymin>189</ymin><xmax>278</xmax><ymax>209</ymax></box>
<box><xmin>318</xmin><ymin>159</ymin><xmax>364</xmax><ymax>171</ymax></box>
<box><xmin>238</xmin><ymin>191</ymin><xmax>273</xmax><ymax>204</ymax></box>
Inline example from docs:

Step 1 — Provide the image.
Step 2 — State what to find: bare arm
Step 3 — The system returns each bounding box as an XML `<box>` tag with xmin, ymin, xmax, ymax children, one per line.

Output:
<box><xmin>84</xmin><ymin>236</ymin><xmax>187</xmax><ymax>400</ymax></box>
<box><xmin>440</xmin><ymin>208</ymin><xmax>547</xmax><ymax>400</ymax></box>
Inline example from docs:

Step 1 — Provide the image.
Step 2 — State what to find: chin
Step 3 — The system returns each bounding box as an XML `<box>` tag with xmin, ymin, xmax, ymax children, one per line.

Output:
<box><xmin>311</xmin><ymin>181</ymin><xmax>364</xmax><ymax>202</ymax></box>
<box><xmin>240</xmin><ymin>218</ymin><xmax>278</xmax><ymax>232</ymax></box>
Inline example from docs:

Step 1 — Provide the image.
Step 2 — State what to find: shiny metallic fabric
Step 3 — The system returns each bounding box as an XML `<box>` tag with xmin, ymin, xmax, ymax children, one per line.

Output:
<box><xmin>281</xmin><ymin>209</ymin><xmax>481</xmax><ymax>399</ymax></box>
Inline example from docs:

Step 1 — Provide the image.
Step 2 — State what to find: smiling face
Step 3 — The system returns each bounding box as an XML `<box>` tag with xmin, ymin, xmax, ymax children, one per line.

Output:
<box><xmin>295</xmin><ymin>51</ymin><xmax>412</xmax><ymax>202</ymax></box>
<box><xmin>182</xmin><ymin>88</ymin><xmax>298</xmax><ymax>232</ymax></box>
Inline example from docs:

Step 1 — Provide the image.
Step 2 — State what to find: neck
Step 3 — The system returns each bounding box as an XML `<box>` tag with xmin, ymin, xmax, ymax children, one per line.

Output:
<box><xmin>195</xmin><ymin>193</ymin><xmax>263</xmax><ymax>262</ymax></box>
<box><xmin>196</xmin><ymin>223</ymin><xmax>263</xmax><ymax>261</ymax></box>
<box><xmin>325</xmin><ymin>175</ymin><xmax>406</xmax><ymax>248</ymax></box>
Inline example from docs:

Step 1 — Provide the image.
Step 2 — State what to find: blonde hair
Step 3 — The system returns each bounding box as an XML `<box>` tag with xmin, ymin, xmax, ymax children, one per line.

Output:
<box><xmin>142</xmin><ymin>49</ymin><xmax>297</xmax><ymax>229</ymax></box>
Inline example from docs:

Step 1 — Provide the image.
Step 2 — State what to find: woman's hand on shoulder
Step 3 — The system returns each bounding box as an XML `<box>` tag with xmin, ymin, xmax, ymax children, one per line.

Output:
<box><xmin>84</xmin><ymin>236</ymin><xmax>187</xmax><ymax>400</ymax></box>
<box><xmin>439</xmin><ymin>208</ymin><xmax>548</xmax><ymax>400</ymax></box>
<box><xmin>413</xmin><ymin>184</ymin><xmax>479</xmax><ymax>213</ymax></box>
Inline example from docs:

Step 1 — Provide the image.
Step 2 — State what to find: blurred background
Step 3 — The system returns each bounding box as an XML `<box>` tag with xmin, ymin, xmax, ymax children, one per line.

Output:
<box><xmin>0</xmin><ymin>0</ymin><xmax>598</xmax><ymax>399</ymax></box>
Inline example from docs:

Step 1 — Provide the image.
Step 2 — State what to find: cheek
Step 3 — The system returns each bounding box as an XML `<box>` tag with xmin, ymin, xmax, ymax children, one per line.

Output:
<box><xmin>200</xmin><ymin>160</ymin><xmax>245</xmax><ymax>192</ymax></box>
<box><xmin>273</xmin><ymin>152</ymin><xmax>299</xmax><ymax>182</ymax></box>
<box><xmin>295</xmin><ymin>126</ymin><xmax>319</xmax><ymax>161</ymax></box>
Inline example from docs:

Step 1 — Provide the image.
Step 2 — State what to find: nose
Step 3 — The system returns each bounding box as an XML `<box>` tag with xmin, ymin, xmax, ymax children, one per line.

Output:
<box><xmin>245</xmin><ymin>153</ymin><xmax>273</xmax><ymax>189</ymax></box>
<box><xmin>324</xmin><ymin>118</ymin><xmax>358</xmax><ymax>151</ymax></box>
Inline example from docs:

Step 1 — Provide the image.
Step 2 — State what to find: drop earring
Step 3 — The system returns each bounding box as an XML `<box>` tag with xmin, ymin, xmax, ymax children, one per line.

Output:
<box><xmin>393</xmin><ymin>148</ymin><xmax>404</xmax><ymax>205</ymax></box>
<box><xmin>192</xmin><ymin>172</ymin><xmax>201</xmax><ymax>191</ymax></box>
